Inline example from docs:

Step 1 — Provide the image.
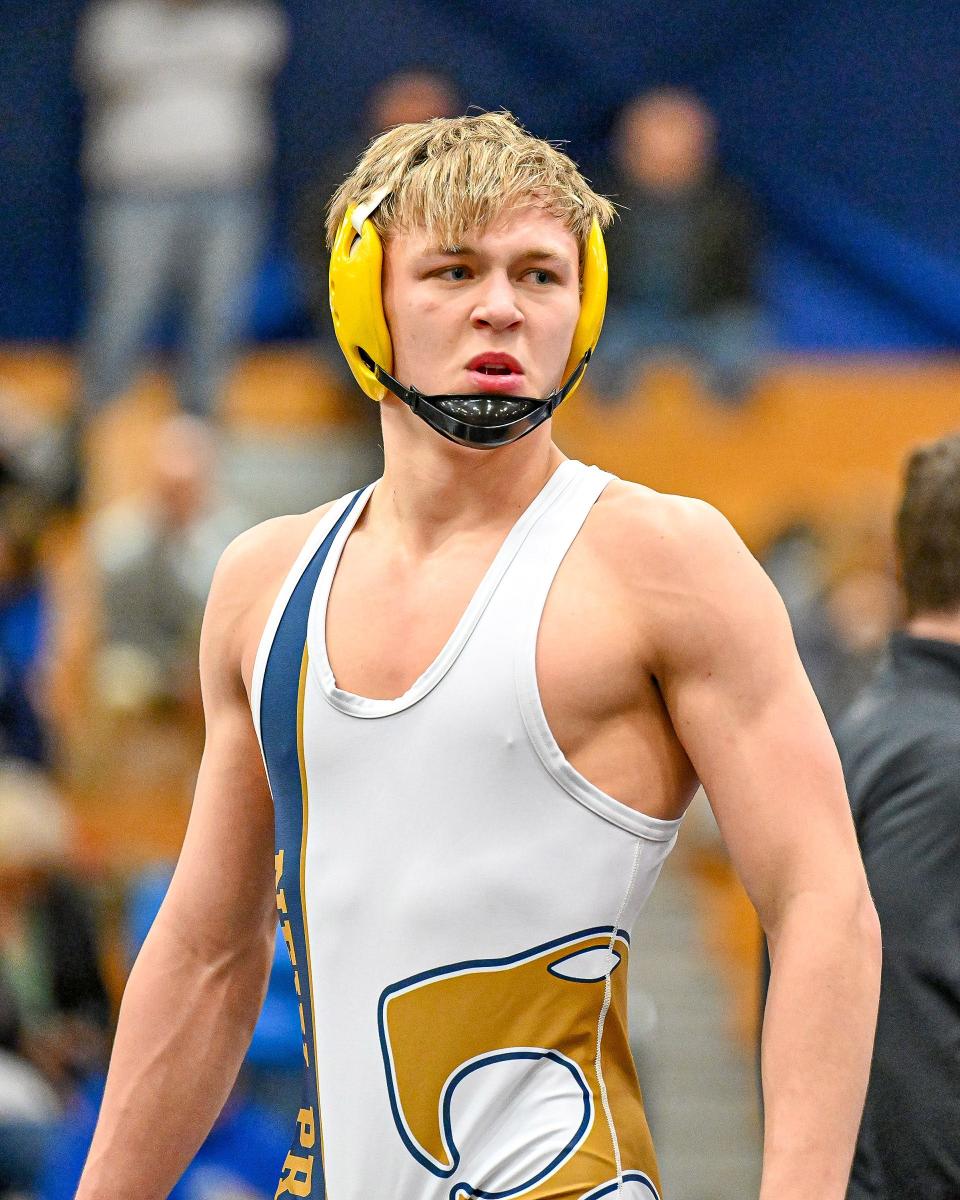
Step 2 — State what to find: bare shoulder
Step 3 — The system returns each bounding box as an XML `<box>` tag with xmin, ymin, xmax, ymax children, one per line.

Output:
<box><xmin>587</xmin><ymin>478</ymin><xmax>786</xmax><ymax>664</ymax></box>
<box><xmin>590</xmin><ymin>478</ymin><xmax>755</xmax><ymax>580</ymax></box>
<box><xmin>201</xmin><ymin>502</ymin><xmax>337</xmax><ymax>694</ymax></box>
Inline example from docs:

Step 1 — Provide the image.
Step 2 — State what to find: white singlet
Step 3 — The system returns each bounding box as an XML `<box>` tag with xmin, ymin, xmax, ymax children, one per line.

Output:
<box><xmin>251</xmin><ymin>458</ymin><xmax>681</xmax><ymax>1200</ymax></box>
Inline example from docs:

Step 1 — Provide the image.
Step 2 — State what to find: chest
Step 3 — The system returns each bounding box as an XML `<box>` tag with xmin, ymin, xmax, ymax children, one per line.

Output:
<box><xmin>315</xmin><ymin>502</ymin><xmax>695</xmax><ymax>818</ymax></box>
<box><xmin>323</xmin><ymin>524</ymin><xmax>641</xmax><ymax>726</ymax></box>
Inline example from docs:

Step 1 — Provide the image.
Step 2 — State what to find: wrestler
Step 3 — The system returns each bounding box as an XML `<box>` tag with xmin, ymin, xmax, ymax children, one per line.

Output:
<box><xmin>76</xmin><ymin>112</ymin><xmax>879</xmax><ymax>1200</ymax></box>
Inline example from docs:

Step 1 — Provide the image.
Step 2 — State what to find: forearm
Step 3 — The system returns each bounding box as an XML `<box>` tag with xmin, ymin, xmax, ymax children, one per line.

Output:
<box><xmin>76</xmin><ymin>921</ymin><xmax>273</xmax><ymax>1199</ymax></box>
<box><xmin>759</xmin><ymin>888</ymin><xmax>881</xmax><ymax>1200</ymax></box>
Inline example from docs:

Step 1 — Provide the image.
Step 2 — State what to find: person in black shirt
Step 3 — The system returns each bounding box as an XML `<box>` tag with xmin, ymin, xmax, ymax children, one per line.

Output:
<box><xmin>595</xmin><ymin>89</ymin><xmax>764</xmax><ymax>404</ymax></box>
<box><xmin>835</xmin><ymin>431</ymin><xmax>960</xmax><ymax>1199</ymax></box>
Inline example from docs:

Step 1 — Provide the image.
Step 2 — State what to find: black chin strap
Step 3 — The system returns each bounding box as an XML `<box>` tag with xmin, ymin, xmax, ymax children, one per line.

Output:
<box><xmin>358</xmin><ymin>349</ymin><xmax>591</xmax><ymax>449</ymax></box>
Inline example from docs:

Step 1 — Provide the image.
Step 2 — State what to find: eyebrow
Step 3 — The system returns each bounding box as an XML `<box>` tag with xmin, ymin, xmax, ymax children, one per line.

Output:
<box><xmin>425</xmin><ymin>245</ymin><xmax>571</xmax><ymax>267</ymax></box>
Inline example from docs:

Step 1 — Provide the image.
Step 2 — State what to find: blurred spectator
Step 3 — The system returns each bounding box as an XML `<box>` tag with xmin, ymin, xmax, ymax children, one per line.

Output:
<box><xmin>836</xmin><ymin>433</ymin><xmax>960</xmax><ymax>1200</ymax></box>
<box><xmin>294</xmin><ymin>70</ymin><xmax>460</xmax><ymax>372</ymax></box>
<box><xmin>760</xmin><ymin>521</ymin><xmax>824</xmax><ymax>620</ymax></box>
<box><xmin>0</xmin><ymin>386</ymin><xmax>71</xmax><ymax>516</ymax></box>
<box><xmin>762</xmin><ymin>516</ymin><xmax>899</xmax><ymax>729</ymax></box>
<box><xmin>0</xmin><ymin>1047</ymin><xmax>59</xmax><ymax>1194</ymax></box>
<box><xmin>0</xmin><ymin>762</ymin><xmax>109</xmax><ymax>1193</ymax></box>
<box><xmin>39</xmin><ymin>864</ymin><xmax>295</xmax><ymax>1199</ymax></box>
<box><xmin>74</xmin><ymin>0</ymin><xmax>288</xmax><ymax>423</ymax></box>
<box><xmin>0</xmin><ymin>493</ymin><xmax>51</xmax><ymax>765</ymax></box>
<box><xmin>595</xmin><ymin>89</ymin><xmax>764</xmax><ymax>404</ymax></box>
<box><xmin>793</xmin><ymin>563</ymin><xmax>898</xmax><ymax>728</ymax></box>
<box><xmin>90</xmin><ymin>415</ymin><xmax>250</xmax><ymax>716</ymax></box>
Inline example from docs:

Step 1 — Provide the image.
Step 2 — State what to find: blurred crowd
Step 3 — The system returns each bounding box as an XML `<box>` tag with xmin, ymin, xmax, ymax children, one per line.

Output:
<box><xmin>48</xmin><ymin>12</ymin><xmax>770</xmax><ymax>511</ymax></box>
<box><xmin>0</xmin><ymin>4</ymin><xmax>908</xmax><ymax>1196</ymax></box>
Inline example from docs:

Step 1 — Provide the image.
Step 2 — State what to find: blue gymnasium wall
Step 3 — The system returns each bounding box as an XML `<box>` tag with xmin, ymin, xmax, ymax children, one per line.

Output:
<box><xmin>3</xmin><ymin>0</ymin><xmax>960</xmax><ymax>349</ymax></box>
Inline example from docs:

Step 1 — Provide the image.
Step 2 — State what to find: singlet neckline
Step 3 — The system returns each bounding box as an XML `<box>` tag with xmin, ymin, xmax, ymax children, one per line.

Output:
<box><xmin>309</xmin><ymin>460</ymin><xmax>581</xmax><ymax>719</ymax></box>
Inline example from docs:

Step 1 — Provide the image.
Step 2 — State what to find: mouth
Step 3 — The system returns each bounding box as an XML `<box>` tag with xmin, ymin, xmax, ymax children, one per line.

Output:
<box><xmin>465</xmin><ymin>353</ymin><xmax>526</xmax><ymax>393</ymax></box>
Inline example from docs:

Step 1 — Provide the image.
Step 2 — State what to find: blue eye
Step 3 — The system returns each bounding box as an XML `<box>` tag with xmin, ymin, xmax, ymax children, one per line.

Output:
<box><xmin>442</xmin><ymin>265</ymin><xmax>470</xmax><ymax>281</ymax></box>
<box><xmin>529</xmin><ymin>269</ymin><xmax>555</xmax><ymax>285</ymax></box>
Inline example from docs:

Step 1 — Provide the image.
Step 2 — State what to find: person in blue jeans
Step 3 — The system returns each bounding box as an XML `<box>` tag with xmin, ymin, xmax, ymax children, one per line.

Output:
<box><xmin>73</xmin><ymin>0</ymin><xmax>288</xmax><ymax>420</ymax></box>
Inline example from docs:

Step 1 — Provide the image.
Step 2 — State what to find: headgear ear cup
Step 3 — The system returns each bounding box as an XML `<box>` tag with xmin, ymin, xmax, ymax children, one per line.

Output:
<box><xmin>561</xmin><ymin>218</ymin><xmax>608</xmax><ymax>400</ymax></box>
<box><xmin>329</xmin><ymin>204</ymin><xmax>607</xmax><ymax>404</ymax></box>
<box><xmin>329</xmin><ymin>204</ymin><xmax>393</xmax><ymax>402</ymax></box>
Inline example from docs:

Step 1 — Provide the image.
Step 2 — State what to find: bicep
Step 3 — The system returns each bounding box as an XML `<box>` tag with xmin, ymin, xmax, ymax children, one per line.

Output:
<box><xmin>161</xmin><ymin>701</ymin><xmax>276</xmax><ymax>955</ymax></box>
<box><xmin>151</xmin><ymin>565</ymin><xmax>276</xmax><ymax>959</ymax></box>
<box><xmin>655</xmin><ymin>515</ymin><xmax>862</xmax><ymax>927</ymax></box>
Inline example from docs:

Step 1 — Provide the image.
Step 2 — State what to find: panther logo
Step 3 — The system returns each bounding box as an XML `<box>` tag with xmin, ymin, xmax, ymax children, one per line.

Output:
<box><xmin>377</xmin><ymin>928</ymin><xmax>661</xmax><ymax>1200</ymax></box>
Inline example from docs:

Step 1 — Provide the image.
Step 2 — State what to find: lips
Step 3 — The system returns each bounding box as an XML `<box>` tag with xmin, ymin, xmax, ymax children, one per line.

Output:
<box><xmin>465</xmin><ymin>353</ymin><xmax>526</xmax><ymax>393</ymax></box>
<box><xmin>467</xmin><ymin>353</ymin><xmax>523</xmax><ymax>375</ymax></box>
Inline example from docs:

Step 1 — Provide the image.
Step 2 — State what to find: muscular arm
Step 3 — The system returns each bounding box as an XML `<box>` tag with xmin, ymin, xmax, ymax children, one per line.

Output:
<box><xmin>636</xmin><ymin>495</ymin><xmax>881</xmax><ymax>1200</ymax></box>
<box><xmin>76</xmin><ymin>532</ymin><xmax>278</xmax><ymax>1199</ymax></box>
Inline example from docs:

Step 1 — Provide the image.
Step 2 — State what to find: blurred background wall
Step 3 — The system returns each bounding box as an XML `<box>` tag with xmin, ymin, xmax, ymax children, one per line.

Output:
<box><xmin>4</xmin><ymin>0</ymin><xmax>960</xmax><ymax>350</ymax></box>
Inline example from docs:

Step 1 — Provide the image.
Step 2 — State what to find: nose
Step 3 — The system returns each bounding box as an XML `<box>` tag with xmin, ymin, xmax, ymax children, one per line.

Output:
<box><xmin>470</xmin><ymin>271</ymin><xmax>523</xmax><ymax>333</ymax></box>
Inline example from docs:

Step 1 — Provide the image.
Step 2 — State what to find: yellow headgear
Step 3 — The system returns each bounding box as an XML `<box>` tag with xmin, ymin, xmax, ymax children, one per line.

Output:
<box><xmin>329</xmin><ymin>197</ymin><xmax>608</xmax><ymax>407</ymax></box>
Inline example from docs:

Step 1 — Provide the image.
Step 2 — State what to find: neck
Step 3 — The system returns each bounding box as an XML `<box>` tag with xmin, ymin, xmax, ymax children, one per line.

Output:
<box><xmin>368</xmin><ymin>400</ymin><xmax>565</xmax><ymax>552</ymax></box>
<box><xmin>906</xmin><ymin>610</ymin><xmax>960</xmax><ymax>645</ymax></box>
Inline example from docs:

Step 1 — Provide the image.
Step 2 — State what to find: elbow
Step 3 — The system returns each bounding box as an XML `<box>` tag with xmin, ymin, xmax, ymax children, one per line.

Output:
<box><xmin>855</xmin><ymin>884</ymin><xmax>883</xmax><ymax>977</ymax></box>
<box><xmin>824</xmin><ymin>879</ymin><xmax>882</xmax><ymax>982</ymax></box>
<box><xmin>764</xmin><ymin>876</ymin><xmax>882</xmax><ymax>974</ymax></box>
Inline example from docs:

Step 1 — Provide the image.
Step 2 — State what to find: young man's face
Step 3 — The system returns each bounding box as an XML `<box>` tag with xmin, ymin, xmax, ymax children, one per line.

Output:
<box><xmin>381</xmin><ymin>205</ymin><xmax>581</xmax><ymax>402</ymax></box>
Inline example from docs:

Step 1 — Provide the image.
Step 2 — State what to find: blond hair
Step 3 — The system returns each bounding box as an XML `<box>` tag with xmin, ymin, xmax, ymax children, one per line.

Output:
<box><xmin>325</xmin><ymin>110</ymin><xmax>615</xmax><ymax>267</ymax></box>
